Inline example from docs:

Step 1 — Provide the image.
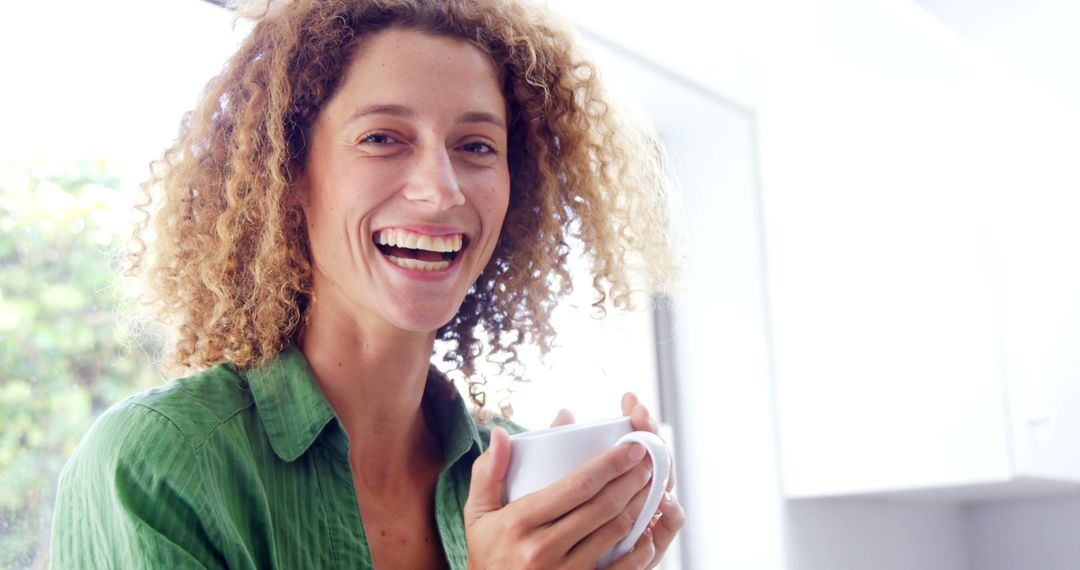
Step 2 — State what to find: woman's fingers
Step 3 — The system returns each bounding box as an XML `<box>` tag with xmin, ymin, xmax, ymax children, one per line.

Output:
<box><xmin>620</xmin><ymin>394</ymin><xmax>675</xmax><ymax>492</ymax></box>
<box><xmin>464</xmin><ymin>427</ymin><xmax>512</xmax><ymax>526</ymax></box>
<box><xmin>551</xmin><ymin>458</ymin><xmax>652</xmax><ymax>556</ymax></box>
<box><xmin>648</xmin><ymin>492</ymin><xmax>686</xmax><ymax>568</ymax></box>
<box><xmin>666</xmin><ymin>458</ymin><xmax>677</xmax><ymax>492</ymax></box>
<box><xmin>605</xmin><ymin>527</ymin><xmax>656</xmax><ymax>570</ymax></box>
<box><xmin>511</xmin><ymin>441</ymin><xmax>648</xmax><ymax>528</ymax></box>
<box><xmin>565</xmin><ymin>471</ymin><xmax>651</xmax><ymax>565</ymax></box>
<box><xmin>622</xmin><ymin>393</ymin><xmax>659</xmax><ymax>434</ymax></box>
<box><xmin>595</xmin><ymin>491</ymin><xmax>683</xmax><ymax>570</ymax></box>
<box><xmin>631</xmin><ymin>403</ymin><xmax>658</xmax><ymax>434</ymax></box>
<box><xmin>550</xmin><ymin>408</ymin><xmax>576</xmax><ymax>428</ymax></box>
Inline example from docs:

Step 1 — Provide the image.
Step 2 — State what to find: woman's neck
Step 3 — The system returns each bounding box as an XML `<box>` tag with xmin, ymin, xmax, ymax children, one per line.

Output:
<box><xmin>298</xmin><ymin>302</ymin><xmax>442</xmax><ymax>489</ymax></box>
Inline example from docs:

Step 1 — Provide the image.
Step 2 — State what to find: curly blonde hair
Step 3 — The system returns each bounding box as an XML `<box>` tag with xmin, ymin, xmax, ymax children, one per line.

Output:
<box><xmin>130</xmin><ymin>0</ymin><xmax>678</xmax><ymax>410</ymax></box>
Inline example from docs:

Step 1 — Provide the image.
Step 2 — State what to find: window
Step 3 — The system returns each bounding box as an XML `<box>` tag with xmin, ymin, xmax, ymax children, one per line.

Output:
<box><xmin>0</xmin><ymin>2</ymin><xmax>664</xmax><ymax>566</ymax></box>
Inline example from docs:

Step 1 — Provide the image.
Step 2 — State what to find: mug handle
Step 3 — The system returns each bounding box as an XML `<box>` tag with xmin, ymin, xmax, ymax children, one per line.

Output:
<box><xmin>596</xmin><ymin>430</ymin><xmax>672</xmax><ymax>568</ymax></box>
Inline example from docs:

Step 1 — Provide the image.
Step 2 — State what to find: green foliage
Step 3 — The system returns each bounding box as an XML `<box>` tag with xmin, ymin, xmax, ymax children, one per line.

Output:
<box><xmin>0</xmin><ymin>160</ymin><xmax>162</xmax><ymax>569</ymax></box>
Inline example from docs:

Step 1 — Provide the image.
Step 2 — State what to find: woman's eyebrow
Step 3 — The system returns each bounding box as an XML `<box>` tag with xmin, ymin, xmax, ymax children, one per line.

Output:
<box><xmin>344</xmin><ymin>104</ymin><xmax>505</xmax><ymax>131</ymax></box>
<box><xmin>345</xmin><ymin>103</ymin><xmax>415</xmax><ymax>124</ymax></box>
<box><xmin>457</xmin><ymin>111</ymin><xmax>506</xmax><ymax>131</ymax></box>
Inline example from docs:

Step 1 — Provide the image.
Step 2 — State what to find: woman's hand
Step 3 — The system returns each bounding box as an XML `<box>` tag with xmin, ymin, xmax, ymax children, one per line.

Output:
<box><xmin>620</xmin><ymin>393</ymin><xmax>685</xmax><ymax>569</ymax></box>
<box><xmin>549</xmin><ymin>407</ymin><xmax>576</xmax><ymax>428</ymax></box>
<box><xmin>464</xmin><ymin>402</ymin><xmax>684</xmax><ymax>570</ymax></box>
<box><xmin>544</xmin><ymin>406</ymin><xmax>668</xmax><ymax>570</ymax></box>
<box><xmin>464</xmin><ymin>410</ymin><xmax>656</xmax><ymax>569</ymax></box>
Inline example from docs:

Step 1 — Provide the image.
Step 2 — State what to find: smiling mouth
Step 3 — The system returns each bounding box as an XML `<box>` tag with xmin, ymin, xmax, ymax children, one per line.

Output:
<box><xmin>373</xmin><ymin>228</ymin><xmax>467</xmax><ymax>271</ymax></box>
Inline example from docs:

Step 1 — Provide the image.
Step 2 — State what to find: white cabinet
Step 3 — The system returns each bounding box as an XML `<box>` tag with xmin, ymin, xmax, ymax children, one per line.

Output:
<box><xmin>992</xmin><ymin>173</ymin><xmax>1080</xmax><ymax>486</ymax></box>
<box><xmin>757</xmin><ymin>2</ymin><xmax>1080</xmax><ymax>501</ymax></box>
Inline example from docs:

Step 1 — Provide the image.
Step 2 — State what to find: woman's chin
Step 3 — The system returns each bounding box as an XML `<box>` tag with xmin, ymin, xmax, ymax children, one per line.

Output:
<box><xmin>385</xmin><ymin>303</ymin><xmax>462</xmax><ymax>334</ymax></box>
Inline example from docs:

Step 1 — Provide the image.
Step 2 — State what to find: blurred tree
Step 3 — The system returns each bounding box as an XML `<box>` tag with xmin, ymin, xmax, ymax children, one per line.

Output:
<box><xmin>0</xmin><ymin>160</ymin><xmax>162</xmax><ymax>569</ymax></box>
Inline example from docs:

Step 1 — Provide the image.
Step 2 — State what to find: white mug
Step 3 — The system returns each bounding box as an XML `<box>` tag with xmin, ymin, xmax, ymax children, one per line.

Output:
<box><xmin>506</xmin><ymin>417</ymin><xmax>672</xmax><ymax>568</ymax></box>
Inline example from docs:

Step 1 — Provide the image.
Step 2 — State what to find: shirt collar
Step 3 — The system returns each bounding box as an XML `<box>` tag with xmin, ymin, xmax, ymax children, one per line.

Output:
<box><xmin>243</xmin><ymin>344</ymin><xmax>483</xmax><ymax>466</ymax></box>
<box><xmin>244</xmin><ymin>344</ymin><xmax>337</xmax><ymax>462</ymax></box>
<box><xmin>422</xmin><ymin>366</ymin><xmax>484</xmax><ymax>470</ymax></box>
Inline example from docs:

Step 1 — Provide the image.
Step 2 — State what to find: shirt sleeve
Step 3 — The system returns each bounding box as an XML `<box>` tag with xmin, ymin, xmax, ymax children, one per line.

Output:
<box><xmin>50</xmin><ymin>401</ymin><xmax>222</xmax><ymax>569</ymax></box>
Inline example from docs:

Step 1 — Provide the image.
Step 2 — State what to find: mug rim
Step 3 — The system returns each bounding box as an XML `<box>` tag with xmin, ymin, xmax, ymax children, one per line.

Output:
<box><xmin>509</xmin><ymin>416</ymin><xmax>632</xmax><ymax>440</ymax></box>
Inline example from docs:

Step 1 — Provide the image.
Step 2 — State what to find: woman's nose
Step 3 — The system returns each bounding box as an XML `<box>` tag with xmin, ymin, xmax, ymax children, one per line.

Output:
<box><xmin>402</xmin><ymin>145</ymin><xmax>466</xmax><ymax>209</ymax></box>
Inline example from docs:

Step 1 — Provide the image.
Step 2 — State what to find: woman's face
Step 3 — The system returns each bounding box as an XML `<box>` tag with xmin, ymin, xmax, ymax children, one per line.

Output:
<box><xmin>299</xmin><ymin>28</ymin><xmax>510</xmax><ymax>335</ymax></box>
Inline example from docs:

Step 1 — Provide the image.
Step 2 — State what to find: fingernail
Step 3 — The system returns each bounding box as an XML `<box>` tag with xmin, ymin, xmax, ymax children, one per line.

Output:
<box><xmin>663</xmin><ymin>491</ymin><xmax>673</xmax><ymax>504</ymax></box>
<box><xmin>627</xmin><ymin>442</ymin><xmax>646</xmax><ymax>462</ymax></box>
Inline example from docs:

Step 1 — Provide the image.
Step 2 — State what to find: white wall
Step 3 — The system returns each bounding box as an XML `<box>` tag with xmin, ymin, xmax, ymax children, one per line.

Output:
<box><xmin>914</xmin><ymin>0</ymin><xmax>1080</xmax><ymax>110</ymax></box>
<box><xmin>966</xmin><ymin>494</ymin><xmax>1080</xmax><ymax>570</ymax></box>
<box><xmin>786</xmin><ymin>500</ymin><xmax>969</xmax><ymax>570</ymax></box>
<box><xmin>546</xmin><ymin>0</ymin><xmax>759</xmax><ymax>110</ymax></box>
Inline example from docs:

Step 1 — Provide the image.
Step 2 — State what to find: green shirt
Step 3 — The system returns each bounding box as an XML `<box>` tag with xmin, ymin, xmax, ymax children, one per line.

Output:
<box><xmin>50</xmin><ymin>345</ymin><xmax>521</xmax><ymax>569</ymax></box>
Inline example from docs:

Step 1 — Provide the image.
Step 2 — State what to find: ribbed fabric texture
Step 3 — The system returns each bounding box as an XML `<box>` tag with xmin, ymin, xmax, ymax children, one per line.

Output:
<box><xmin>50</xmin><ymin>345</ymin><xmax>522</xmax><ymax>569</ymax></box>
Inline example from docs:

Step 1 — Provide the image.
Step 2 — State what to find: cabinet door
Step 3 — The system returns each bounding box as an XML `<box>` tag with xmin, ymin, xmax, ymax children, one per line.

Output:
<box><xmin>758</xmin><ymin>12</ymin><xmax>1013</xmax><ymax>497</ymax></box>
<box><xmin>993</xmin><ymin>155</ymin><xmax>1080</xmax><ymax>483</ymax></box>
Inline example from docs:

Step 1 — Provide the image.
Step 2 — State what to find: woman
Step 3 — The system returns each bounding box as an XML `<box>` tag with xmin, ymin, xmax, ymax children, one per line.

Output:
<box><xmin>51</xmin><ymin>0</ymin><xmax>684</xmax><ymax>568</ymax></box>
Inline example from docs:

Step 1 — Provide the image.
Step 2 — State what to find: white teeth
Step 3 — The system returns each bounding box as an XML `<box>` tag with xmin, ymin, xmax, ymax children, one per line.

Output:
<box><xmin>374</xmin><ymin>229</ymin><xmax>464</xmax><ymax>253</ymax></box>
<box><xmin>386</xmin><ymin>255</ymin><xmax>451</xmax><ymax>271</ymax></box>
<box><xmin>376</xmin><ymin>230</ymin><xmax>400</xmax><ymax>247</ymax></box>
<box><xmin>431</xmin><ymin>235</ymin><xmax>460</xmax><ymax>252</ymax></box>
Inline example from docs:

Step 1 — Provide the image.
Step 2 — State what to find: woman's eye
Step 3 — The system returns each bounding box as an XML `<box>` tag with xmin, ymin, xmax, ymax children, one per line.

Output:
<box><xmin>360</xmin><ymin>133</ymin><xmax>397</xmax><ymax>145</ymax></box>
<box><xmin>461</xmin><ymin>141</ymin><xmax>497</xmax><ymax>155</ymax></box>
